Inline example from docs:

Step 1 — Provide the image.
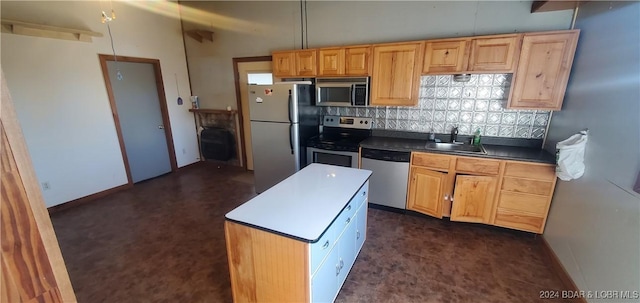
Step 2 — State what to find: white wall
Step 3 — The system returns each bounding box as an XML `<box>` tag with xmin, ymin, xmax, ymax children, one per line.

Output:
<box><xmin>543</xmin><ymin>2</ymin><xmax>640</xmax><ymax>300</ymax></box>
<box><xmin>1</xmin><ymin>1</ymin><xmax>198</xmax><ymax>207</ymax></box>
<box><xmin>181</xmin><ymin>0</ymin><xmax>573</xmax><ymax>109</ymax></box>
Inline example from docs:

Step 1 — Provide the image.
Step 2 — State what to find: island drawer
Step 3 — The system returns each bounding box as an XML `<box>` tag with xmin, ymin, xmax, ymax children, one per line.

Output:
<box><xmin>310</xmin><ymin>219</ymin><xmax>340</xmax><ymax>275</ymax></box>
<box><xmin>310</xmin><ymin>198</ymin><xmax>356</xmax><ymax>275</ymax></box>
<box><xmin>352</xmin><ymin>181</ymin><xmax>369</xmax><ymax>209</ymax></box>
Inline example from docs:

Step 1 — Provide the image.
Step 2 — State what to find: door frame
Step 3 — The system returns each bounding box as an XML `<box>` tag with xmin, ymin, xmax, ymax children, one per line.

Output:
<box><xmin>232</xmin><ymin>55</ymin><xmax>272</xmax><ymax>170</ymax></box>
<box><xmin>98</xmin><ymin>54</ymin><xmax>178</xmax><ymax>185</ymax></box>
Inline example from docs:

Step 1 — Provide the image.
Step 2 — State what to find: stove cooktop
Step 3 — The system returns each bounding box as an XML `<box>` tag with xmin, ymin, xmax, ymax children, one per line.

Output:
<box><xmin>306</xmin><ymin>116</ymin><xmax>372</xmax><ymax>152</ymax></box>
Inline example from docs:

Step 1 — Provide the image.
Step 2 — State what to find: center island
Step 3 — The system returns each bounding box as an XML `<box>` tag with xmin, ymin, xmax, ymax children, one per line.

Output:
<box><xmin>225</xmin><ymin>163</ymin><xmax>372</xmax><ymax>303</ymax></box>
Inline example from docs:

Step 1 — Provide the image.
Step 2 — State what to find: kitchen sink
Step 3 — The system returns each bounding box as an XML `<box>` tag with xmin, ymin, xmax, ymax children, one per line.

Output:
<box><xmin>424</xmin><ymin>142</ymin><xmax>487</xmax><ymax>154</ymax></box>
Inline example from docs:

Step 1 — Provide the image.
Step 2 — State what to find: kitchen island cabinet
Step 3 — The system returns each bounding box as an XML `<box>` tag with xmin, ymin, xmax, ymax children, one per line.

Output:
<box><xmin>225</xmin><ymin>164</ymin><xmax>371</xmax><ymax>303</ymax></box>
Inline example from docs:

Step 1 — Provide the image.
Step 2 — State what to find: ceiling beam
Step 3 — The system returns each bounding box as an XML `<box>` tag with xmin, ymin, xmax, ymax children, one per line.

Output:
<box><xmin>531</xmin><ymin>0</ymin><xmax>579</xmax><ymax>13</ymax></box>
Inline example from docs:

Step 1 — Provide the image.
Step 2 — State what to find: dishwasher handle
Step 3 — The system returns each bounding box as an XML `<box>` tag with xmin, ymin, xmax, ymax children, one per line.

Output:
<box><xmin>361</xmin><ymin>148</ymin><xmax>410</xmax><ymax>162</ymax></box>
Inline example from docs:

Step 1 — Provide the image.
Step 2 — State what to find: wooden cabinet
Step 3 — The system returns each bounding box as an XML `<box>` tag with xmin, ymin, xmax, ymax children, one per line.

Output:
<box><xmin>406</xmin><ymin>152</ymin><xmax>455</xmax><ymax>218</ymax></box>
<box><xmin>345</xmin><ymin>46</ymin><xmax>371</xmax><ymax>76</ymax></box>
<box><xmin>272</xmin><ymin>49</ymin><xmax>317</xmax><ymax>78</ymax></box>
<box><xmin>492</xmin><ymin>161</ymin><xmax>557</xmax><ymax>233</ymax></box>
<box><xmin>508</xmin><ymin>30</ymin><xmax>579</xmax><ymax>110</ymax></box>
<box><xmin>272</xmin><ymin>51</ymin><xmax>296</xmax><ymax>78</ymax></box>
<box><xmin>318</xmin><ymin>48</ymin><xmax>345</xmax><ymax>76</ymax></box>
<box><xmin>371</xmin><ymin>42</ymin><xmax>423</xmax><ymax>106</ymax></box>
<box><xmin>407</xmin><ymin>167</ymin><xmax>447</xmax><ymax>218</ymax></box>
<box><xmin>423</xmin><ymin>39</ymin><xmax>469</xmax><ymax>74</ymax></box>
<box><xmin>318</xmin><ymin>46</ymin><xmax>371</xmax><ymax>76</ymax></box>
<box><xmin>468</xmin><ymin>35</ymin><xmax>521</xmax><ymax>72</ymax></box>
<box><xmin>422</xmin><ymin>35</ymin><xmax>520</xmax><ymax>75</ymax></box>
<box><xmin>296</xmin><ymin>49</ymin><xmax>317</xmax><ymax>77</ymax></box>
<box><xmin>404</xmin><ymin>152</ymin><xmax>557</xmax><ymax>234</ymax></box>
<box><xmin>450</xmin><ymin>175</ymin><xmax>498</xmax><ymax>224</ymax></box>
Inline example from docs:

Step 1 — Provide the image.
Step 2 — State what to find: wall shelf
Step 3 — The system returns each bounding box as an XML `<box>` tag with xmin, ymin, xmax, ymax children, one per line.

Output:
<box><xmin>1</xmin><ymin>19</ymin><xmax>103</xmax><ymax>42</ymax></box>
<box><xmin>189</xmin><ymin>108</ymin><xmax>237</xmax><ymax>115</ymax></box>
<box><xmin>185</xmin><ymin>30</ymin><xmax>214</xmax><ymax>43</ymax></box>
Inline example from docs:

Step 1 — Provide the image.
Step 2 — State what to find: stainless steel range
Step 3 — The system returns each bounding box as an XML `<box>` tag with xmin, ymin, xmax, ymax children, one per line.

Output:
<box><xmin>306</xmin><ymin>116</ymin><xmax>372</xmax><ymax>168</ymax></box>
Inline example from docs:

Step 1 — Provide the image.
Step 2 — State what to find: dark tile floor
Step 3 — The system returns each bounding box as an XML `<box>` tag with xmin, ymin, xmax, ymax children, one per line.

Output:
<box><xmin>50</xmin><ymin>162</ymin><xmax>568</xmax><ymax>303</ymax></box>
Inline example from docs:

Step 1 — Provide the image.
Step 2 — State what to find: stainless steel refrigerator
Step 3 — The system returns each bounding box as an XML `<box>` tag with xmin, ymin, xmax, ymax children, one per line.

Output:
<box><xmin>249</xmin><ymin>82</ymin><xmax>320</xmax><ymax>193</ymax></box>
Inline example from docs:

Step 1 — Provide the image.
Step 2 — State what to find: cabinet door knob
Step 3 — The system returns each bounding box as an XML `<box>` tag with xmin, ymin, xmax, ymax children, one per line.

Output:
<box><xmin>347</xmin><ymin>204</ymin><xmax>352</xmax><ymax>211</ymax></box>
<box><xmin>357</xmin><ymin>231</ymin><xmax>360</xmax><ymax>239</ymax></box>
<box><xmin>336</xmin><ymin>264</ymin><xmax>340</xmax><ymax>276</ymax></box>
<box><xmin>444</xmin><ymin>194</ymin><xmax>449</xmax><ymax>200</ymax></box>
<box><xmin>346</xmin><ymin>217</ymin><xmax>351</xmax><ymax>224</ymax></box>
<box><xmin>322</xmin><ymin>240</ymin><xmax>330</xmax><ymax>249</ymax></box>
<box><xmin>339</xmin><ymin>258</ymin><xmax>344</xmax><ymax>269</ymax></box>
<box><xmin>362</xmin><ymin>191</ymin><xmax>366</xmax><ymax>196</ymax></box>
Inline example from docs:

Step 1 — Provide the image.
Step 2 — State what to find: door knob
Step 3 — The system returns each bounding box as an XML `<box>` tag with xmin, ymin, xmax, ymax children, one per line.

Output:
<box><xmin>158</xmin><ymin>125</ymin><xmax>165</xmax><ymax>129</ymax></box>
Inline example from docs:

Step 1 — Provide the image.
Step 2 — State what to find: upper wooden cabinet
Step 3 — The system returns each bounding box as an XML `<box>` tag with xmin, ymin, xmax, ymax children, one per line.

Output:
<box><xmin>468</xmin><ymin>35</ymin><xmax>521</xmax><ymax>72</ymax></box>
<box><xmin>508</xmin><ymin>30</ymin><xmax>580</xmax><ymax>110</ymax></box>
<box><xmin>318</xmin><ymin>46</ymin><xmax>371</xmax><ymax>76</ymax></box>
<box><xmin>295</xmin><ymin>49</ymin><xmax>317</xmax><ymax>77</ymax></box>
<box><xmin>318</xmin><ymin>48</ymin><xmax>345</xmax><ymax>76</ymax></box>
<box><xmin>371</xmin><ymin>42</ymin><xmax>423</xmax><ymax>106</ymax></box>
<box><xmin>272</xmin><ymin>51</ymin><xmax>296</xmax><ymax>78</ymax></box>
<box><xmin>345</xmin><ymin>46</ymin><xmax>371</xmax><ymax>76</ymax></box>
<box><xmin>272</xmin><ymin>49</ymin><xmax>317</xmax><ymax>78</ymax></box>
<box><xmin>423</xmin><ymin>39</ymin><xmax>469</xmax><ymax>74</ymax></box>
<box><xmin>422</xmin><ymin>35</ymin><xmax>520</xmax><ymax>75</ymax></box>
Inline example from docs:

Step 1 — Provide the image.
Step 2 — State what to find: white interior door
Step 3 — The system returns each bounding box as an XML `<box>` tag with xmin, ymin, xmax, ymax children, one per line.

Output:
<box><xmin>107</xmin><ymin>61</ymin><xmax>172</xmax><ymax>183</ymax></box>
<box><xmin>238</xmin><ymin>61</ymin><xmax>272</xmax><ymax>170</ymax></box>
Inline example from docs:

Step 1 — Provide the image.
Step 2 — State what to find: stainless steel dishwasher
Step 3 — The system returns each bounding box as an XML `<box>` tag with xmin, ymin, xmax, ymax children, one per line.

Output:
<box><xmin>360</xmin><ymin>148</ymin><xmax>410</xmax><ymax>210</ymax></box>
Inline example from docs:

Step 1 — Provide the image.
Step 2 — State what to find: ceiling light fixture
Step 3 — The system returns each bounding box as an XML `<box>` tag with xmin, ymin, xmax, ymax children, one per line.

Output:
<box><xmin>100</xmin><ymin>1</ymin><xmax>122</xmax><ymax>81</ymax></box>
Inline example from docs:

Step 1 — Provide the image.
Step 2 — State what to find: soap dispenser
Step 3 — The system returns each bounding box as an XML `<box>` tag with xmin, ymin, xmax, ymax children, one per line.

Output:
<box><xmin>473</xmin><ymin>128</ymin><xmax>482</xmax><ymax>146</ymax></box>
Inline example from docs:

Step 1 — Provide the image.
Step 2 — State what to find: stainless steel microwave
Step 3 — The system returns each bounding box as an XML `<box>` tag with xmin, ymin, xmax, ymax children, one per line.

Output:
<box><xmin>315</xmin><ymin>77</ymin><xmax>369</xmax><ymax>107</ymax></box>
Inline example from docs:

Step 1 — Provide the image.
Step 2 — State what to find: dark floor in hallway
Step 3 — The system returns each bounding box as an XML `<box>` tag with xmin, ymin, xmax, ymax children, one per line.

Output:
<box><xmin>50</xmin><ymin>162</ymin><xmax>567</xmax><ymax>303</ymax></box>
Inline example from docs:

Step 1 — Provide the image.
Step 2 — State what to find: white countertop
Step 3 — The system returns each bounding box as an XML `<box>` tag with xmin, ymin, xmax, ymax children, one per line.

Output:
<box><xmin>225</xmin><ymin>164</ymin><xmax>372</xmax><ymax>242</ymax></box>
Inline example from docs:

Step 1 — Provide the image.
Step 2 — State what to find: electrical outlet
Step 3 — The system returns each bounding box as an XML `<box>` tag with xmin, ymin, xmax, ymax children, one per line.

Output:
<box><xmin>42</xmin><ymin>182</ymin><xmax>50</xmax><ymax>191</ymax></box>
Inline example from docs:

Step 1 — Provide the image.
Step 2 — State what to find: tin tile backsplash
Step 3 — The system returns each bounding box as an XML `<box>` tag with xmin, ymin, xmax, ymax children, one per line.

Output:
<box><xmin>322</xmin><ymin>74</ymin><xmax>550</xmax><ymax>139</ymax></box>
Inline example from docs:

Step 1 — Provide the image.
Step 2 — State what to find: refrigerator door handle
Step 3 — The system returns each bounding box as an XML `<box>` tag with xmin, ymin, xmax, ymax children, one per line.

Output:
<box><xmin>289</xmin><ymin>124</ymin><xmax>294</xmax><ymax>154</ymax></box>
<box><xmin>288</xmin><ymin>90</ymin><xmax>293</xmax><ymax>123</ymax></box>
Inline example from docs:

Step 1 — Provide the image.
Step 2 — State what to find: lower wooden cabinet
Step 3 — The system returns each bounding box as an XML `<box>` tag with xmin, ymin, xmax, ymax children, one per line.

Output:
<box><xmin>450</xmin><ymin>175</ymin><xmax>497</xmax><ymax>224</ymax></box>
<box><xmin>492</xmin><ymin>161</ymin><xmax>557</xmax><ymax>233</ymax></box>
<box><xmin>405</xmin><ymin>151</ymin><xmax>557</xmax><ymax>234</ymax></box>
<box><xmin>406</xmin><ymin>166</ymin><xmax>446</xmax><ymax>218</ymax></box>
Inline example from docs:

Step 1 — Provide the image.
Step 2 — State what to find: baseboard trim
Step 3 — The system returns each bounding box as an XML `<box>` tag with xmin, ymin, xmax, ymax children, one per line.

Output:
<box><xmin>540</xmin><ymin>236</ymin><xmax>588</xmax><ymax>303</ymax></box>
<box><xmin>47</xmin><ymin>183</ymin><xmax>132</xmax><ymax>214</ymax></box>
<box><xmin>47</xmin><ymin>163</ymin><xmax>204</xmax><ymax>214</ymax></box>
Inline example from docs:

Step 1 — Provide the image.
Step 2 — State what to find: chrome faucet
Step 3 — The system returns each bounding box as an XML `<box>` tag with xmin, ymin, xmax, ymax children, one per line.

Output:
<box><xmin>450</xmin><ymin>126</ymin><xmax>459</xmax><ymax>143</ymax></box>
